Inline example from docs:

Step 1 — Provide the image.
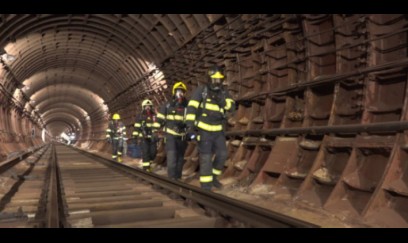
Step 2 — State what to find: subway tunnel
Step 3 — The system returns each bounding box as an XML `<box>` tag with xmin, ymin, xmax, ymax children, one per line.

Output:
<box><xmin>0</xmin><ymin>14</ymin><xmax>408</xmax><ymax>228</ymax></box>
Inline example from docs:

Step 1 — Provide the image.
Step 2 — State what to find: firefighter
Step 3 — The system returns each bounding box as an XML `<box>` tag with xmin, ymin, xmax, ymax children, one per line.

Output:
<box><xmin>185</xmin><ymin>65</ymin><xmax>235</xmax><ymax>190</ymax></box>
<box><xmin>157</xmin><ymin>81</ymin><xmax>189</xmax><ymax>180</ymax></box>
<box><xmin>133</xmin><ymin>99</ymin><xmax>160</xmax><ymax>172</ymax></box>
<box><xmin>106</xmin><ymin>113</ymin><xmax>127</xmax><ymax>162</ymax></box>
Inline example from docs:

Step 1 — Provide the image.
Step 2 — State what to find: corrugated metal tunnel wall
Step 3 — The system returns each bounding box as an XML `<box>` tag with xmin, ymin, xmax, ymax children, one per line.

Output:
<box><xmin>1</xmin><ymin>14</ymin><xmax>407</xmax><ymax>227</ymax></box>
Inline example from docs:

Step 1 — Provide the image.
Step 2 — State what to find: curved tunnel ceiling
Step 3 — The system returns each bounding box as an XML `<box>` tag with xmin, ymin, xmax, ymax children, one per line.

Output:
<box><xmin>0</xmin><ymin>14</ymin><xmax>222</xmax><ymax>136</ymax></box>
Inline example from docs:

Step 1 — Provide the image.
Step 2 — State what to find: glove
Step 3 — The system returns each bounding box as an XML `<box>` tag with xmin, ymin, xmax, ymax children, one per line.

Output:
<box><xmin>177</xmin><ymin>123</ymin><xmax>187</xmax><ymax>133</ymax></box>
<box><xmin>186</xmin><ymin>126</ymin><xmax>197</xmax><ymax>141</ymax></box>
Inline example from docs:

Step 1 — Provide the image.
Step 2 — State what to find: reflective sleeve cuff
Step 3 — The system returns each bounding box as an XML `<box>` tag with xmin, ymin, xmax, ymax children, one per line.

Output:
<box><xmin>225</xmin><ymin>98</ymin><xmax>234</xmax><ymax>110</ymax></box>
<box><xmin>134</xmin><ymin>123</ymin><xmax>141</xmax><ymax>127</ymax></box>
<box><xmin>186</xmin><ymin>114</ymin><xmax>196</xmax><ymax>121</ymax></box>
<box><xmin>157</xmin><ymin>113</ymin><xmax>165</xmax><ymax>119</ymax></box>
<box><xmin>188</xmin><ymin>100</ymin><xmax>200</xmax><ymax>109</ymax></box>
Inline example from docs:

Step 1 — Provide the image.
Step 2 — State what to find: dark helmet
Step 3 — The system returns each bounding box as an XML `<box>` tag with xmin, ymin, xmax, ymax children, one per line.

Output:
<box><xmin>208</xmin><ymin>65</ymin><xmax>225</xmax><ymax>79</ymax></box>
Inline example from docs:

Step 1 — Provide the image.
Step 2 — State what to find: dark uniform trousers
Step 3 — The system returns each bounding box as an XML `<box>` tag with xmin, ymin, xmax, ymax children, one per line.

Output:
<box><xmin>112</xmin><ymin>138</ymin><xmax>124</xmax><ymax>159</ymax></box>
<box><xmin>141</xmin><ymin>138</ymin><xmax>157</xmax><ymax>170</ymax></box>
<box><xmin>197</xmin><ymin>130</ymin><xmax>228</xmax><ymax>188</ymax></box>
<box><xmin>165</xmin><ymin>134</ymin><xmax>187</xmax><ymax>179</ymax></box>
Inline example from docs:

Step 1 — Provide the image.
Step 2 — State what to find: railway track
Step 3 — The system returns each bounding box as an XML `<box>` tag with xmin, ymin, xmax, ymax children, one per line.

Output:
<box><xmin>0</xmin><ymin>143</ymin><xmax>318</xmax><ymax>228</ymax></box>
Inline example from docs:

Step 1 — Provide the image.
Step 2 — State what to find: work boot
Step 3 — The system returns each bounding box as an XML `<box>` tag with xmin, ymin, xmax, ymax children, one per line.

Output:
<box><xmin>201</xmin><ymin>182</ymin><xmax>212</xmax><ymax>191</ymax></box>
<box><xmin>212</xmin><ymin>177</ymin><xmax>223</xmax><ymax>189</ymax></box>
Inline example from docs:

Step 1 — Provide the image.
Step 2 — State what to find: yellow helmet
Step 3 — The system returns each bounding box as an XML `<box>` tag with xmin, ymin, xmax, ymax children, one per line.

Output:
<box><xmin>208</xmin><ymin>66</ymin><xmax>225</xmax><ymax>79</ymax></box>
<box><xmin>141</xmin><ymin>99</ymin><xmax>153</xmax><ymax>108</ymax></box>
<box><xmin>172</xmin><ymin>81</ymin><xmax>187</xmax><ymax>95</ymax></box>
<box><xmin>112</xmin><ymin>113</ymin><xmax>120</xmax><ymax>120</ymax></box>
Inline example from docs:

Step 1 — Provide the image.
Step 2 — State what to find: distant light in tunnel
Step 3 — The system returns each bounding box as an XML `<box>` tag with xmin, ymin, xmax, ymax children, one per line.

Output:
<box><xmin>147</xmin><ymin>62</ymin><xmax>157</xmax><ymax>72</ymax></box>
<box><xmin>22</xmin><ymin>85</ymin><xmax>30</xmax><ymax>92</ymax></box>
<box><xmin>1</xmin><ymin>53</ymin><xmax>16</xmax><ymax>63</ymax></box>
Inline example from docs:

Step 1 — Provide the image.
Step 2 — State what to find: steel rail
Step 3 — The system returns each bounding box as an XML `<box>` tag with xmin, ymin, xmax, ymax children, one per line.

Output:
<box><xmin>0</xmin><ymin>144</ymin><xmax>48</xmax><ymax>174</ymax></box>
<box><xmin>70</xmin><ymin>145</ymin><xmax>318</xmax><ymax>228</ymax></box>
<box><xmin>45</xmin><ymin>144</ymin><xmax>59</xmax><ymax>228</ymax></box>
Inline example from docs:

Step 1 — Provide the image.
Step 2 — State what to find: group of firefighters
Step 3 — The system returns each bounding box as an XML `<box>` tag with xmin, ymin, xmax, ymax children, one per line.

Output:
<box><xmin>106</xmin><ymin>66</ymin><xmax>235</xmax><ymax>191</ymax></box>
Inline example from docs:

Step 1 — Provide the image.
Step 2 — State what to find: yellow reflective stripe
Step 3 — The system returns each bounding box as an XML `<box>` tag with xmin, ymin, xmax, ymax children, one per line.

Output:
<box><xmin>196</xmin><ymin>121</ymin><xmax>223</xmax><ymax>132</ymax></box>
<box><xmin>134</xmin><ymin>123</ymin><xmax>141</xmax><ymax>127</ymax></box>
<box><xmin>213</xmin><ymin>169</ymin><xmax>222</xmax><ymax>175</ymax></box>
<box><xmin>204</xmin><ymin>103</ymin><xmax>221</xmax><ymax>112</ymax></box>
<box><xmin>166</xmin><ymin>128</ymin><xmax>182</xmax><ymax>136</ymax></box>
<box><xmin>186</xmin><ymin>114</ymin><xmax>196</xmax><ymax>121</ymax></box>
<box><xmin>153</xmin><ymin>122</ymin><xmax>160</xmax><ymax>128</ymax></box>
<box><xmin>157</xmin><ymin>113</ymin><xmax>165</xmax><ymax>119</ymax></box>
<box><xmin>166</xmin><ymin>115</ymin><xmax>184</xmax><ymax>121</ymax></box>
<box><xmin>143</xmin><ymin>162</ymin><xmax>150</xmax><ymax>166</ymax></box>
<box><xmin>225</xmin><ymin>98</ymin><xmax>234</xmax><ymax>110</ymax></box>
<box><xmin>113</xmin><ymin>137</ymin><xmax>119</xmax><ymax>140</ymax></box>
<box><xmin>106</xmin><ymin>134</ymin><xmax>110</xmax><ymax>137</ymax></box>
<box><xmin>188</xmin><ymin>100</ymin><xmax>200</xmax><ymax>108</ymax></box>
<box><xmin>132</xmin><ymin>131</ymin><xmax>138</xmax><ymax>135</ymax></box>
<box><xmin>200</xmin><ymin>176</ymin><xmax>213</xmax><ymax>183</ymax></box>
<box><xmin>106</xmin><ymin>129</ymin><xmax>112</xmax><ymax>132</ymax></box>
<box><xmin>118</xmin><ymin>152</ymin><xmax>122</xmax><ymax>155</ymax></box>
<box><xmin>112</xmin><ymin>155</ymin><xmax>117</xmax><ymax>158</ymax></box>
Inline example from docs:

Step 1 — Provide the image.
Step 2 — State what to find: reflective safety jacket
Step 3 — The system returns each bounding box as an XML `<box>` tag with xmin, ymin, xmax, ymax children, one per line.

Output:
<box><xmin>132</xmin><ymin>111</ymin><xmax>161</xmax><ymax>138</ymax></box>
<box><xmin>157</xmin><ymin>99</ymin><xmax>189</xmax><ymax>136</ymax></box>
<box><xmin>186</xmin><ymin>84</ymin><xmax>235</xmax><ymax>132</ymax></box>
<box><xmin>106</xmin><ymin>120</ymin><xmax>127</xmax><ymax>140</ymax></box>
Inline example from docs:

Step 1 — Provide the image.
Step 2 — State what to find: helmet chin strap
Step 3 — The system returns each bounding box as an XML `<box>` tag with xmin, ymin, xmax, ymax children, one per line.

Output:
<box><xmin>210</xmin><ymin>83</ymin><xmax>221</xmax><ymax>90</ymax></box>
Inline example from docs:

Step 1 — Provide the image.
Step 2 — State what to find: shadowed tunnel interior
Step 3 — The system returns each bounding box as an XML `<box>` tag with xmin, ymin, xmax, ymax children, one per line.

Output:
<box><xmin>1</xmin><ymin>14</ymin><xmax>408</xmax><ymax>227</ymax></box>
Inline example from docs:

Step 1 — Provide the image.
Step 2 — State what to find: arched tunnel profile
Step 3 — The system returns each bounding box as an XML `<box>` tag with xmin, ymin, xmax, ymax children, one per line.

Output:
<box><xmin>1</xmin><ymin>14</ymin><xmax>408</xmax><ymax>228</ymax></box>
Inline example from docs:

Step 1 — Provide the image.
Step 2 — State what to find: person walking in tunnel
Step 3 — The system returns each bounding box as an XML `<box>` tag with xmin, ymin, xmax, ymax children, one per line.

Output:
<box><xmin>157</xmin><ymin>81</ymin><xmax>189</xmax><ymax>180</ymax></box>
<box><xmin>185</xmin><ymin>65</ymin><xmax>236</xmax><ymax>190</ymax></box>
<box><xmin>133</xmin><ymin>99</ymin><xmax>161</xmax><ymax>172</ymax></box>
<box><xmin>106</xmin><ymin>113</ymin><xmax>127</xmax><ymax>162</ymax></box>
